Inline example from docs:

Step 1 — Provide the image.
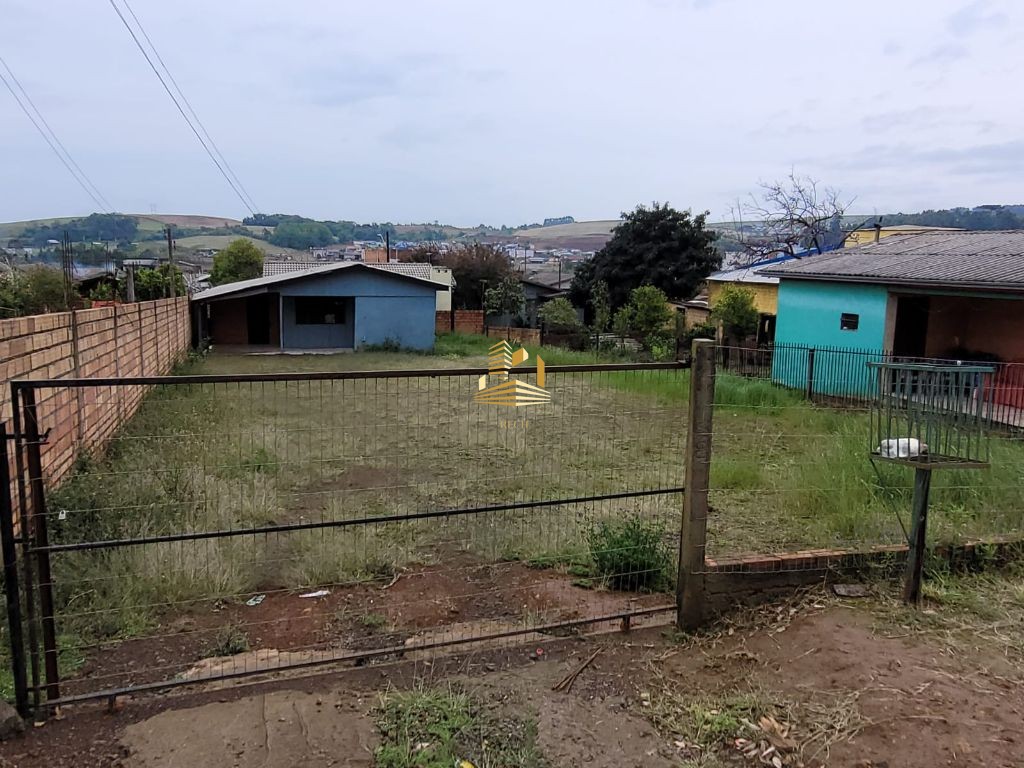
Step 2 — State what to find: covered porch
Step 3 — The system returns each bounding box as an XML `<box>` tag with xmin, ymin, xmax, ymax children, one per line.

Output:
<box><xmin>888</xmin><ymin>292</ymin><xmax>1024</xmax><ymax>420</ymax></box>
<box><xmin>200</xmin><ymin>292</ymin><xmax>356</xmax><ymax>350</ymax></box>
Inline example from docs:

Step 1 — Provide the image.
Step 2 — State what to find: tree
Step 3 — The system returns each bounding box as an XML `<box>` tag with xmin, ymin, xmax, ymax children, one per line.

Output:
<box><xmin>590</xmin><ymin>279</ymin><xmax>611</xmax><ymax>333</ymax></box>
<box><xmin>0</xmin><ymin>266</ymin><xmax>72</xmax><ymax>316</ymax></box>
<box><xmin>483</xmin><ymin>276</ymin><xmax>525</xmax><ymax>320</ymax></box>
<box><xmin>538</xmin><ymin>297</ymin><xmax>582</xmax><ymax>331</ymax></box>
<box><xmin>399</xmin><ymin>244</ymin><xmax>442</xmax><ymax>264</ymax></box>
<box><xmin>439</xmin><ymin>244</ymin><xmax>512</xmax><ymax>309</ymax></box>
<box><xmin>211</xmin><ymin>239</ymin><xmax>264</xmax><ymax>285</ymax></box>
<box><xmin>570</xmin><ymin>203</ymin><xmax>719</xmax><ymax>309</ymax></box>
<box><xmin>269</xmin><ymin>221</ymin><xmax>334</xmax><ymax>249</ymax></box>
<box><xmin>132</xmin><ymin>264</ymin><xmax>185</xmax><ymax>300</ymax></box>
<box><xmin>711</xmin><ymin>285</ymin><xmax>758</xmax><ymax>343</ymax></box>
<box><xmin>626</xmin><ymin>286</ymin><xmax>673</xmax><ymax>339</ymax></box>
<box><xmin>733</xmin><ymin>173</ymin><xmax>854</xmax><ymax>264</ymax></box>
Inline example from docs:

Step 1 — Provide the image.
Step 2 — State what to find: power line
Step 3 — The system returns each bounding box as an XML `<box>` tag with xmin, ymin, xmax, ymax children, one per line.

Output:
<box><xmin>120</xmin><ymin>0</ymin><xmax>260</xmax><ymax>214</ymax></box>
<box><xmin>107</xmin><ymin>0</ymin><xmax>257</xmax><ymax>216</ymax></box>
<box><xmin>0</xmin><ymin>54</ymin><xmax>113</xmax><ymax>213</ymax></box>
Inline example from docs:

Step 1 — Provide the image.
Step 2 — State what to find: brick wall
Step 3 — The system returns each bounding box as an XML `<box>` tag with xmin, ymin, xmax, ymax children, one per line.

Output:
<box><xmin>1</xmin><ymin>297</ymin><xmax>191</xmax><ymax>520</ymax></box>
<box><xmin>435</xmin><ymin>310</ymin><xmax>485</xmax><ymax>335</ymax></box>
<box><xmin>487</xmin><ymin>326</ymin><xmax>541</xmax><ymax>345</ymax></box>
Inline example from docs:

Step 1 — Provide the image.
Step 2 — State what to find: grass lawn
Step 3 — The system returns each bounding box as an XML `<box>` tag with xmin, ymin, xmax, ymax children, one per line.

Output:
<box><xmin>39</xmin><ymin>335</ymin><xmax>687</xmax><ymax>661</ymax></box>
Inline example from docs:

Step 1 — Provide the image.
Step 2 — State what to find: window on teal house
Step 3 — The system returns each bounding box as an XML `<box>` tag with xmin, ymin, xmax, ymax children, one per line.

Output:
<box><xmin>840</xmin><ymin>313</ymin><xmax>859</xmax><ymax>331</ymax></box>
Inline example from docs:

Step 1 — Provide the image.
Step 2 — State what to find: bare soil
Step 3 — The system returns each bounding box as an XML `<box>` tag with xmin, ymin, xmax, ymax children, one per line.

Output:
<box><xmin>60</xmin><ymin>555</ymin><xmax>669</xmax><ymax>699</ymax></box>
<box><xmin>4</xmin><ymin>594</ymin><xmax>1022</xmax><ymax>768</ymax></box>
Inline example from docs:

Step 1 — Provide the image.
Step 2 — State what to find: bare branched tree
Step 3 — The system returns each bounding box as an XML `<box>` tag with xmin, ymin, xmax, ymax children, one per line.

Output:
<box><xmin>730</xmin><ymin>173</ymin><xmax>860</xmax><ymax>265</ymax></box>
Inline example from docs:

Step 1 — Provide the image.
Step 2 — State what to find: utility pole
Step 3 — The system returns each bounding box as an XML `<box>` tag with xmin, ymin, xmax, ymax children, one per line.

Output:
<box><xmin>165</xmin><ymin>225</ymin><xmax>176</xmax><ymax>298</ymax></box>
<box><xmin>385</xmin><ymin>231</ymin><xmax>391</xmax><ymax>263</ymax></box>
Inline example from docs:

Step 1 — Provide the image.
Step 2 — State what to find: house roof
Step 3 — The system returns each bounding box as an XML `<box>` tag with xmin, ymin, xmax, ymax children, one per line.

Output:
<box><xmin>194</xmin><ymin>261</ymin><xmax>441</xmax><ymax>302</ymax></box>
<box><xmin>850</xmin><ymin>224</ymin><xmax>964</xmax><ymax>233</ymax></box>
<box><xmin>707</xmin><ymin>254</ymin><xmax>796</xmax><ymax>286</ymax></box>
<box><xmin>262</xmin><ymin>260</ymin><xmax>449</xmax><ymax>283</ymax></box>
<box><xmin>761</xmin><ymin>231</ymin><xmax>1024</xmax><ymax>290</ymax></box>
<box><xmin>519</xmin><ymin>277</ymin><xmax>563</xmax><ymax>293</ymax></box>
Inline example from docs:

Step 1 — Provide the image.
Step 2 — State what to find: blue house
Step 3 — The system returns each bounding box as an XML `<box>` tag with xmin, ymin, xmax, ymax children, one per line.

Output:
<box><xmin>761</xmin><ymin>231</ymin><xmax>1024</xmax><ymax>396</ymax></box>
<box><xmin>192</xmin><ymin>262</ymin><xmax>442</xmax><ymax>350</ymax></box>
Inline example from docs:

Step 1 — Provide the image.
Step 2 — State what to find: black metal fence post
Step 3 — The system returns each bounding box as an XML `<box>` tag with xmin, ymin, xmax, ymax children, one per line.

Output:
<box><xmin>805</xmin><ymin>347</ymin><xmax>816</xmax><ymax>400</ymax></box>
<box><xmin>10</xmin><ymin>385</ymin><xmax>40</xmax><ymax>715</ymax></box>
<box><xmin>21</xmin><ymin>388</ymin><xmax>60</xmax><ymax>705</ymax></box>
<box><xmin>0</xmin><ymin>424</ymin><xmax>29</xmax><ymax>717</ymax></box>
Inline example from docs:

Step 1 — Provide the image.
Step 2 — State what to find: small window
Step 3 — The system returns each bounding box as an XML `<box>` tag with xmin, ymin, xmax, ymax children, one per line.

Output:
<box><xmin>840</xmin><ymin>313</ymin><xmax>859</xmax><ymax>331</ymax></box>
<box><xmin>295</xmin><ymin>297</ymin><xmax>346</xmax><ymax>325</ymax></box>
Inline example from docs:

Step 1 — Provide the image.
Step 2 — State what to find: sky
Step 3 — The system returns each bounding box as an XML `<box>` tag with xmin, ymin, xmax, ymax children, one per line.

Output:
<box><xmin>1</xmin><ymin>0</ymin><xmax>1022</xmax><ymax>225</ymax></box>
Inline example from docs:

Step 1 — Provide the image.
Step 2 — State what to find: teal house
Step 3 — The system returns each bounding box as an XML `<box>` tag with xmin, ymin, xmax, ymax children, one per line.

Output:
<box><xmin>761</xmin><ymin>231</ymin><xmax>1024</xmax><ymax>396</ymax></box>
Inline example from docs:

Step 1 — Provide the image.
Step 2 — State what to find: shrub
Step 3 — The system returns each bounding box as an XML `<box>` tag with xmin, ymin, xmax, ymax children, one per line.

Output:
<box><xmin>711</xmin><ymin>285</ymin><xmax>758</xmax><ymax>343</ymax></box>
<box><xmin>587</xmin><ymin>515</ymin><xmax>670</xmax><ymax>591</ymax></box>
<box><xmin>538</xmin><ymin>297</ymin><xmax>582</xmax><ymax>331</ymax></box>
<box><xmin>647</xmin><ymin>330</ymin><xmax>676</xmax><ymax>361</ymax></box>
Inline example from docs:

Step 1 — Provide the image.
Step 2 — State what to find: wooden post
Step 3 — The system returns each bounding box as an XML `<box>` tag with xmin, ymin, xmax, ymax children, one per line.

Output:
<box><xmin>902</xmin><ymin>466</ymin><xmax>932</xmax><ymax>604</ymax></box>
<box><xmin>678</xmin><ymin>339</ymin><xmax>716</xmax><ymax>630</ymax></box>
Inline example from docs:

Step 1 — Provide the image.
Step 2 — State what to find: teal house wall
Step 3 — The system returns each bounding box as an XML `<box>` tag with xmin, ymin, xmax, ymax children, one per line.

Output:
<box><xmin>772</xmin><ymin>280</ymin><xmax>890</xmax><ymax>396</ymax></box>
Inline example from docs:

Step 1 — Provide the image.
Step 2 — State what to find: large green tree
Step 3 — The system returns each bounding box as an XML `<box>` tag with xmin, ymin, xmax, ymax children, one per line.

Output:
<box><xmin>210</xmin><ymin>239</ymin><xmax>264</xmax><ymax>285</ymax></box>
<box><xmin>440</xmin><ymin>244</ymin><xmax>512</xmax><ymax>309</ymax></box>
<box><xmin>570</xmin><ymin>203</ymin><xmax>720</xmax><ymax>309</ymax></box>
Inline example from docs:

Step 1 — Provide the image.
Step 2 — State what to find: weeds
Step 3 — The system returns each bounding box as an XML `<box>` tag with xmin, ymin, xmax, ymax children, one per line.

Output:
<box><xmin>361</xmin><ymin>612</ymin><xmax>388</xmax><ymax>630</ymax></box>
<box><xmin>374</xmin><ymin>685</ymin><xmax>474</xmax><ymax>768</ymax></box>
<box><xmin>374</xmin><ymin>683</ymin><xmax>547</xmax><ymax>768</ymax></box>
<box><xmin>587</xmin><ymin>515</ymin><xmax>670</xmax><ymax>591</ymax></box>
<box><xmin>207</xmin><ymin>623</ymin><xmax>249</xmax><ymax>658</ymax></box>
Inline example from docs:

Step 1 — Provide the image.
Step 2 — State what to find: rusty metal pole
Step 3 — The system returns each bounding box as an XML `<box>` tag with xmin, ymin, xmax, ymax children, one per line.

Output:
<box><xmin>0</xmin><ymin>424</ymin><xmax>30</xmax><ymax>717</ymax></box>
<box><xmin>21</xmin><ymin>388</ymin><xmax>60</xmax><ymax>704</ymax></box>
<box><xmin>678</xmin><ymin>339</ymin><xmax>716</xmax><ymax>630</ymax></box>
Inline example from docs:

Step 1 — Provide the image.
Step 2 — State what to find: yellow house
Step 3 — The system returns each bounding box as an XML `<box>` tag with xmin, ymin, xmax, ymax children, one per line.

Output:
<box><xmin>706</xmin><ymin>261</ymin><xmax>784</xmax><ymax>344</ymax></box>
<box><xmin>844</xmin><ymin>225</ymin><xmax>964</xmax><ymax>248</ymax></box>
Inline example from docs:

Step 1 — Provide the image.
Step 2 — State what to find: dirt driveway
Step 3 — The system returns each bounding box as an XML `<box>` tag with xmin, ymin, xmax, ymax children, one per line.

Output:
<box><xmin>3</xmin><ymin>582</ymin><xmax>1022</xmax><ymax>768</ymax></box>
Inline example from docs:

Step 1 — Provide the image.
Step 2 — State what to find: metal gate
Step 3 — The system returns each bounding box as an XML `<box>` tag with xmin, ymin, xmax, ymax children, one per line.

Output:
<box><xmin>2</xmin><ymin>360</ymin><xmax>691</xmax><ymax>713</ymax></box>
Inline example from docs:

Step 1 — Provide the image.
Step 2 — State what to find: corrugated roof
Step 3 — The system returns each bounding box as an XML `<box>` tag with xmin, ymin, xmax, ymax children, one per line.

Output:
<box><xmin>194</xmin><ymin>261</ymin><xmax>441</xmax><ymax>302</ymax></box>
<box><xmin>263</xmin><ymin>260</ymin><xmax>449</xmax><ymax>283</ymax></box>
<box><xmin>707</xmin><ymin>254</ymin><xmax>797</xmax><ymax>286</ymax></box>
<box><xmin>762</xmin><ymin>231</ymin><xmax>1024</xmax><ymax>289</ymax></box>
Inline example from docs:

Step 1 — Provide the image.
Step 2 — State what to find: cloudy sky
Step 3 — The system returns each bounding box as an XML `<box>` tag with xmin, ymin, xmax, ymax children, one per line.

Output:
<box><xmin>2</xmin><ymin>0</ymin><xmax>1021</xmax><ymax>224</ymax></box>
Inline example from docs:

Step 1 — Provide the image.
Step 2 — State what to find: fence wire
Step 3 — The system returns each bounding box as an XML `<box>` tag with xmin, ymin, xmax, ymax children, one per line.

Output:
<box><xmin>705</xmin><ymin>344</ymin><xmax>1024</xmax><ymax>574</ymax></box>
<box><xmin>12</xmin><ymin>363</ymin><xmax>688</xmax><ymax>703</ymax></box>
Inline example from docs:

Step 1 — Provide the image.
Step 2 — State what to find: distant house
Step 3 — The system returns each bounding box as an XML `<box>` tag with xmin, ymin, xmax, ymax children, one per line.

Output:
<box><xmin>519</xmin><ymin>278</ymin><xmax>565</xmax><ymax>326</ymax></box>
<box><xmin>843</xmin><ymin>224</ymin><xmax>963</xmax><ymax>248</ymax></box>
<box><xmin>263</xmin><ymin>260</ymin><xmax>454</xmax><ymax>311</ymax></box>
<box><xmin>706</xmin><ymin>254</ymin><xmax>798</xmax><ymax>344</ymax></box>
<box><xmin>192</xmin><ymin>262</ymin><xmax>442</xmax><ymax>351</ymax></box>
<box><xmin>762</xmin><ymin>230</ymin><xmax>1024</xmax><ymax>394</ymax></box>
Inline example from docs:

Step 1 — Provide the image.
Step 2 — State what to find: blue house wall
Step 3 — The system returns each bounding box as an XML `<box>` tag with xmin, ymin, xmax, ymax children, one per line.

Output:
<box><xmin>278</xmin><ymin>268</ymin><xmax>437</xmax><ymax>350</ymax></box>
<box><xmin>772</xmin><ymin>280</ymin><xmax>890</xmax><ymax>396</ymax></box>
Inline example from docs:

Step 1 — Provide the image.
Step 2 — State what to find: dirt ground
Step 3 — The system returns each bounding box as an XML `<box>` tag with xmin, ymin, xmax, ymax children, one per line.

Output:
<box><xmin>3</xmin><ymin>584</ymin><xmax>1023</xmax><ymax>768</ymax></box>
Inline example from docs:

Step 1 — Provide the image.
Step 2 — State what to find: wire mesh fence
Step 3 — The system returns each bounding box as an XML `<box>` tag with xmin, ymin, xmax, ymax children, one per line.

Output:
<box><xmin>6</xmin><ymin>362</ymin><xmax>689</xmax><ymax>705</ymax></box>
<box><xmin>705</xmin><ymin>344</ymin><xmax>1024</xmax><ymax>575</ymax></box>
<box><xmin>718</xmin><ymin>342</ymin><xmax>1024</xmax><ymax>428</ymax></box>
